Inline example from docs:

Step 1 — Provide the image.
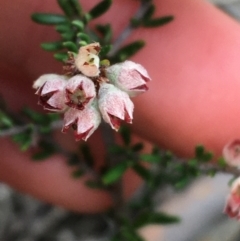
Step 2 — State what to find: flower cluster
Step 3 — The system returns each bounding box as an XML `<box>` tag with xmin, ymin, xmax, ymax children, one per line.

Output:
<box><xmin>223</xmin><ymin>139</ymin><xmax>240</xmax><ymax>219</ymax></box>
<box><xmin>33</xmin><ymin>43</ymin><xmax>151</xmax><ymax>141</ymax></box>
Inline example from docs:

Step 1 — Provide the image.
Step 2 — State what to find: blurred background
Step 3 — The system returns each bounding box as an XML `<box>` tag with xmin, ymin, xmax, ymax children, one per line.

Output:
<box><xmin>1</xmin><ymin>1</ymin><xmax>240</xmax><ymax>241</ymax></box>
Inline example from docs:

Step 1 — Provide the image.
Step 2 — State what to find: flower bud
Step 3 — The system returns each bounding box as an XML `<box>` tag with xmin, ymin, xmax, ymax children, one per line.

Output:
<box><xmin>106</xmin><ymin>60</ymin><xmax>151</xmax><ymax>97</ymax></box>
<box><xmin>75</xmin><ymin>43</ymin><xmax>101</xmax><ymax>77</ymax></box>
<box><xmin>98</xmin><ymin>83</ymin><xmax>134</xmax><ymax>130</ymax></box>
<box><xmin>62</xmin><ymin>100</ymin><xmax>101</xmax><ymax>141</ymax></box>
<box><xmin>65</xmin><ymin>75</ymin><xmax>96</xmax><ymax>110</ymax></box>
<box><xmin>34</xmin><ymin>74</ymin><xmax>68</xmax><ymax>111</ymax></box>
<box><xmin>224</xmin><ymin>177</ymin><xmax>240</xmax><ymax>219</ymax></box>
<box><xmin>223</xmin><ymin>139</ymin><xmax>240</xmax><ymax>167</ymax></box>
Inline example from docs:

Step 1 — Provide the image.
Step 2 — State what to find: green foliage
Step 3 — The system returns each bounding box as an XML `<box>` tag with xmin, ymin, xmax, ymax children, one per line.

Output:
<box><xmin>0</xmin><ymin>111</ymin><xmax>14</xmax><ymax>129</ymax></box>
<box><xmin>143</xmin><ymin>16</ymin><xmax>174</xmax><ymax>28</ymax></box>
<box><xmin>80</xmin><ymin>143</ymin><xmax>94</xmax><ymax>167</ymax></box>
<box><xmin>12</xmin><ymin>126</ymin><xmax>33</xmax><ymax>151</ymax></box>
<box><xmin>54</xmin><ymin>52</ymin><xmax>69</xmax><ymax>62</ymax></box>
<box><xmin>57</xmin><ymin>0</ymin><xmax>82</xmax><ymax>18</ymax></box>
<box><xmin>41</xmin><ymin>41</ymin><xmax>63</xmax><ymax>51</ymax></box>
<box><xmin>111</xmin><ymin>41</ymin><xmax>145</xmax><ymax>62</ymax></box>
<box><xmin>88</xmin><ymin>0</ymin><xmax>112</xmax><ymax>20</ymax></box>
<box><xmin>194</xmin><ymin>145</ymin><xmax>214</xmax><ymax>162</ymax></box>
<box><xmin>63</xmin><ymin>41</ymin><xmax>78</xmax><ymax>52</ymax></box>
<box><xmin>31</xmin><ymin>13</ymin><xmax>68</xmax><ymax>25</ymax></box>
<box><xmin>133</xmin><ymin>211</ymin><xmax>180</xmax><ymax>228</ymax></box>
<box><xmin>102</xmin><ymin>162</ymin><xmax>128</xmax><ymax>185</ymax></box>
<box><xmin>119</xmin><ymin>125</ymin><xmax>131</xmax><ymax>146</ymax></box>
<box><xmin>32</xmin><ymin>140</ymin><xmax>56</xmax><ymax>160</ymax></box>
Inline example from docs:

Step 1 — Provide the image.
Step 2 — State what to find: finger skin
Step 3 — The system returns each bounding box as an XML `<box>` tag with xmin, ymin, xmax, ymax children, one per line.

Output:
<box><xmin>1</xmin><ymin>0</ymin><xmax>240</xmax><ymax>212</ymax></box>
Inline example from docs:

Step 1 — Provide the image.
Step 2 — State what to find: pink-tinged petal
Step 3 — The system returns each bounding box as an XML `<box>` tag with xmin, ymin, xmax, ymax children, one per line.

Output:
<box><xmin>33</xmin><ymin>74</ymin><xmax>68</xmax><ymax>91</ymax></box>
<box><xmin>223</xmin><ymin>139</ymin><xmax>240</xmax><ymax>167</ymax></box>
<box><xmin>62</xmin><ymin>100</ymin><xmax>101</xmax><ymax>141</ymax></box>
<box><xmin>65</xmin><ymin>75</ymin><xmax>96</xmax><ymax>110</ymax></box>
<box><xmin>98</xmin><ymin>83</ymin><xmax>134</xmax><ymax>130</ymax></box>
<box><xmin>224</xmin><ymin>177</ymin><xmax>240</xmax><ymax>220</ymax></box>
<box><xmin>75</xmin><ymin>43</ymin><xmax>100</xmax><ymax>77</ymax></box>
<box><xmin>35</xmin><ymin>74</ymin><xmax>68</xmax><ymax>112</ymax></box>
<box><xmin>106</xmin><ymin>60</ymin><xmax>151</xmax><ymax>97</ymax></box>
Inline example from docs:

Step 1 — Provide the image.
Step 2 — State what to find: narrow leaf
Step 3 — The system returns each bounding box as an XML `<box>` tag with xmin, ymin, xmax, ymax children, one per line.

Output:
<box><xmin>41</xmin><ymin>41</ymin><xmax>63</xmax><ymax>51</ymax></box>
<box><xmin>141</xmin><ymin>154</ymin><xmax>160</xmax><ymax>163</ymax></box>
<box><xmin>143</xmin><ymin>16</ymin><xmax>173</xmax><ymax>28</ymax></box>
<box><xmin>88</xmin><ymin>0</ymin><xmax>112</xmax><ymax>19</ymax></box>
<box><xmin>57</xmin><ymin>0</ymin><xmax>76</xmax><ymax>17</ymax></box>
<box><xmin>134</xmin><ymin>211</ymin><xmax>180</xmax><ymax>228</ymax></box>
<box><xmin>55</xmin><ymin>23</ymin><xmax>71</xmax><ymax>33</ymax></box>
<box><xmin>71</xmin><ymin>20</ymin><xmax>84</xmax><ymax>31</ymax></box>
<box><xmin>77</xmin><ymin>32</ymin><xmax>90</xmax><ymax>43</ymax></box>
<box><xmin>32</xmin><ymin>141</ymin><xmax>56</xmax><ymax>160</ymax></box>
<box><xmin>195</xmin><ymin>145</ymin><xmax>205</xmax><ymax>158</ymax></box>
<box><xmin>54</xmin><ymin>52</ymin><xmax>68</xmax><ymax>62</ymax></box>
<box><xmin>131</xmin><ymin>143</ymin><xmax>144</xmax><ymax>152</ymax></box>
<box><xmin>31</xmin><ymin>13</ymin><xmax>68</xmax><ymax>25</ymax></box>
<box><xmin>63</xmin><ymin>41</ymin><xmax>78</xmax><ymax>52</ymax></box>
<box><xmin>132</xmin><ymin>163</ymin><xmax>152</xmax><ymax>182</ymax></box>
<box><xmin>142</xmin><ymin>4</ymin><xmax>155</xmax><ymax>20</ymax></box>
<box><xmin>119</xmin><ymin>125</ymin><xmax>131</xmax><ymax>146</ymax></box>
<box><xmin>102</xmin><ymin>162</ymin><xmax>128</xmax><ymax>185</ymax></box>
<box><xmin>114</xmin><ymin>40</ymin><xmax>145</xmax><ymax>62</ymax></box>
<box><xmin>80</xmin><ymin>143</ymin><xmax>94</xmax><ymax>167</ymax></box>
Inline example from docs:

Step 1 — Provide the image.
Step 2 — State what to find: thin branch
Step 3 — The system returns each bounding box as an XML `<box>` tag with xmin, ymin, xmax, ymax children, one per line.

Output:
<box><xmin>108</xmin><ymin>0</ymin><xmax>152</xmax><ymax>57</ymax></box>
<box><xmin>0</xmin><ymin>120</ymin><xmax>63</xmax><ymax>137</ymax></box>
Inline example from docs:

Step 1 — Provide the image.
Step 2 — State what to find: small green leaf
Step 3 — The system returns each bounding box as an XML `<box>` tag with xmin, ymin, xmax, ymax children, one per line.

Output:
<box><xmin>55</xmin><ymin>23</ymin><xmax>71</xmax><ymax>33</ymax></box>
<box><xmin>195</xmin><ymin>145</ymin><xmax>205</xmax><ymax>158</ymax></box>
<box><xmin>63</xmin><ymin>41</ymin><xmax>78</xmax><ymax>52</ymax></box>
<box><xmin>134</xmin><ymin>211</ymin><xmax>180</xmax><ymax>228</ymax></box>
<box><xmin>12</xmin><ymin>127</ymin><xmax>33</xmax><ymax>151</ymax></box>
<box><xmin>102</xmin><ymin>162</ymin><xmax>128</xmax><ymax>185</ymax></box>
<box><xmin>69</xmin><ymin>0</ymin><xmax>83</xmax><ymax>16</ymax></box>
<box><xmin>77</xmin><ymin>32</ymin><xmax>90</xmax><ymax>43</ymax></box>
<box><xmin>54</xmin><ymin>52</ymin><xmax>68</xmax><ymax>62</ymax></box>
<box><xmin>80</xmin><ymin>143</ymin><xmax>94</xmax><ymax>167</ymax></box>
<box><xmin>132</xmin><ymin>164</ymin><xmax>152</xmax><ymax>183</ymax></box>
<box><xmin>108</xmin><ymin>144</ymin><xmax>125</xmax><ymax>155</ymax></box>
<box><xmin>22</xmin><ymin>108</ymin><xmax>49</xmax><ymax>125</ymax></box>
<box><xmin>71</xmin><ymin>20</ymin><xmax>84</xmax><ymax>31</ymax></box>
<box><xmin>143</xmin><ymin>16</ymin><xmax>173</xmax><ymax>28</ymax></box>
<box><xmin>141</xmin><ymin>154</ymin><xmax>160</xmax><ymax>163</ymax></box>
<box><xmin>61</xmin><ymin>31</ymin><xmax>75</xmax><ymax>40</ymax></box>
<box><xmin>0</xmin><ymin>111</ymin><xmax>13</xmax><ymax>128</ymax></box>
<box><xmin>130</xmin><ymin>18</ymin><xmax>142</xmax><ymax>28</ymax></box>
<box><xmin>57</xmin><ymin>0</ymin><xmax>76</xmax><ymax>17</ymax></box>
<box><xmin>31</xmin><ymin>13</ymin><xmax>68</xmax><ymax>25</ymax></box>
<box><xmin>88</xmin><ymin>0</ymin><xmax>112</xmax><ymax>20</ymax></box>
<box><xmin>99</xmin><ymin>45</ymin><xmax>112</xmax><ymax>58</ymax></box>
<box><xmin>41</xmin><ymin>41</ymin><xmax>63</xmax><ymax>51</ymax></box>
<box><xmin>119</xmin><ymin>125</ymin><xmax>131</xmax><ymax>146</ymax></box>
<box><xmin>142</xmin><ymin>4</ymin><xmax>155</xmax><ymax>20</ymax></box>
<box><xmin>218</xmin><ymin>157</ymin><xmax>227</xmax><ymax>168</ymax></box>
<box><xmin>113</xmin><ymin>40</ymin><xmax>145</xmax><ymax>62</ymax></box>
<box><xmin>202</xmin><ymin>152</ymin><xmax>213</xmax><ymax>162</ymax></box>
<box><xmin>131</xmin><ymin>143</ymin><xmax>144</xmax><ymax>152</ymax></box>
<box><xmin>96</xmin><ymin>24</ymin><xmax>112</xmax><ymax>43</ymax></box>
<box><xmin>32</xmin><ymin>141</ymin><xmax>56</xmax><ymax>161</ymax></box>
<box><xmin>71</xmin><ymin>169</ymin><xmax>84</xmax><ymax>178</ymax></box>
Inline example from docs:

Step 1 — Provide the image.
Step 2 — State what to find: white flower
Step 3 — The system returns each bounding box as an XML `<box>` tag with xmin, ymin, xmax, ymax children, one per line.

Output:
<box><xmin>106</xmin><ymin>60</ymin><xmax>151</xmax><ymax>97</ymax></box>
<box><xmin>224</xmin><ymin>177</ymin><xmax>240</xmax><ymax>220</ymax></box>
<box><xmin>34</xmin><ymin>74</ymin><xmax>68</xmax><ymax>112</ymax></box>
<box><xmin>223</xmin><ymin>139</ymin><xmax>240</xmax><ymax>167</ymax></box>
<box><xmin>98</xmin><ymin>83</ymin><xmax>134</xmax><ymax>131</ymax></box>
<box><xmin>62</xmin><ymin>100</ymin><xmax>101</xmax><ymax>141</ymax></box>
<box><xmin>75</xmin><ymin>42</ymin><xmax>101</xmax><ymax>77</ymax></box>
<box><xmin>65</xmin><ymin>75</ymin><xmax>96</xmax><ymax>110</ymax></box>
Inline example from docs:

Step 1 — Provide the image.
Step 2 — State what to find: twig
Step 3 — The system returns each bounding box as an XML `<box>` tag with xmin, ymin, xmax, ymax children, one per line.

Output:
<box><xmin>108</xmin><ymin>0</ymin><xmax>152</xmax><ymax>57</ymax></box>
